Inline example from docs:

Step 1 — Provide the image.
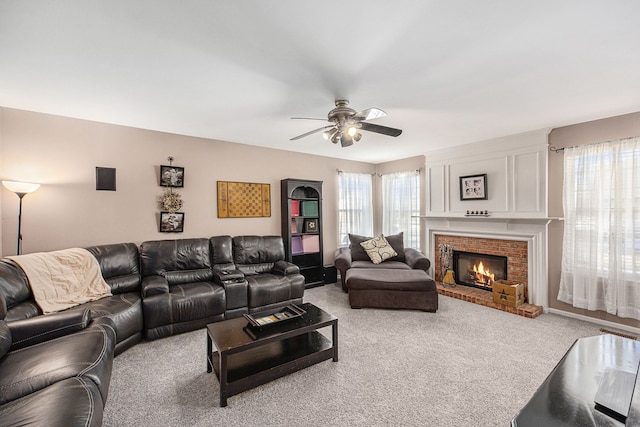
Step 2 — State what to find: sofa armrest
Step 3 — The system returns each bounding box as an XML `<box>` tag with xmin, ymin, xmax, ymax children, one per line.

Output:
<box><xmin>8</xmin><ymin>308</ymin><xmax>91</xmax><ymax>351</ymax></box>
<box><xmin>404</xmin><ymin>248</ymin><xmax>431</xmax><ymax>272</ymax></box>
<box><xmin>212</xmin><ymin>268</ymin><xmax>245</xmax><ymax>284</ymax></box>
<box><xmin>273</xmin><ymin>260</ymin><xmax>300</xmax><ymax>276</ymax></box>
<box><xmin>212</xmin><ymin>268</ymin><xmax>248</xmax><ymax>311</ymax></box>
<box><xmin>141</xmin><ymin>275</ymin><xmax>170</xmax><ymax>297</ymax></box>
<box><xmin>334</xmin><ymin>247</ymin><xmax>352</xmax><ymax>291</ymax></box>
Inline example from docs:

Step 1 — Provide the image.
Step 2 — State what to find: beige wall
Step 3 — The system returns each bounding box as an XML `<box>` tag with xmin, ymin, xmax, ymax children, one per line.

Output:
<box><xmin>548</xmin><ymin>111</ymin><xmax>640</xmax><ymax>328</ymax></box>
<box><xmin>0</xmin><ymin>108</ymin><xmax>382</xmax><ymax>263</ymax></box>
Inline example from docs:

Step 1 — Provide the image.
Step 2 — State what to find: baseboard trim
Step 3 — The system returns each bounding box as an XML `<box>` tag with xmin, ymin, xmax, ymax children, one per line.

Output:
<box><xmin>547</xmin><ymin>308</ymin><xmax>640</xmax><ymax>336</ymax></box>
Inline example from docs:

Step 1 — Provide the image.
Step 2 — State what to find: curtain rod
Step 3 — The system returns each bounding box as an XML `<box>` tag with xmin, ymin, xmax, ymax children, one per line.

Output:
<box><xmin>549</xmin><ymin>135</ymin><xmax>639</xmax><ymax>153</ymax></box>
<box><xmin>336</xmin><ymin>168</ymin><xmax>423</xmax><ymax>176</ymax></box>
<box><xmin>336</xmin><ymin>169</ymin><xmax>375</xmax><ymax>176</ymax></box>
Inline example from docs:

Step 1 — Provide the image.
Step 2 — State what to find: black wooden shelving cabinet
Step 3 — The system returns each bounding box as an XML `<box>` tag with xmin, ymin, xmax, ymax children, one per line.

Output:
<box><xmin>280</xmin><ymin>178</ymin><xmax>324</xmax><ymax>288</ymax></box>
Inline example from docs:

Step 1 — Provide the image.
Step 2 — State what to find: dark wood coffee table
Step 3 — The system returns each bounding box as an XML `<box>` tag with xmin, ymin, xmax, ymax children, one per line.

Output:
<box><xmin>206</xmin><ymin>302</ymin><xmax>338</xmax><ymax>406</ymax></box>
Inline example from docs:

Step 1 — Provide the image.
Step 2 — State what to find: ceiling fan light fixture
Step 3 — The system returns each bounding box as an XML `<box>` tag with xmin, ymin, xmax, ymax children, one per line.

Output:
<box><xmin>340</xmin><ymin>133</ymin><xmax>354</xmax><ymax>147</ymax></box>
<box><xmin>323</xmin><ymin>128</ymin><xmax>338</xmax><ymax>140</ymax></box>
<box><xmin>289</xmin><ymin>99</ymin><xmax>402</xmax><ymax>147</ymax></box>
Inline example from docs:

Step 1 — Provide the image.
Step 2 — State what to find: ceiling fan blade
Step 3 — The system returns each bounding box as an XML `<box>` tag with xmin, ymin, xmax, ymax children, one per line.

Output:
<box><xmin>291</xmin><ymin>117</ymin><xmax>328</xmax><ymax>121</ymax></box>
<box><xmin>353</xmin><ymin>107</ymin><xmax>387</xmax><ymax>121</ymax></box>
<box><xmin>359</xmin><ymin>122</ymin><xmax>403</xmax><ymax>137</ymax></box>
<box><xmin>290</xmin><ymin>125</ymin><xmax>335</xmax><ymax>141</ymax></box>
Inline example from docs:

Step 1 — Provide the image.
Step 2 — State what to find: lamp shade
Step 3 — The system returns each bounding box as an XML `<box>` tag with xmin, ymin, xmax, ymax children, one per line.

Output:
<box><xmin>2</xmin><ymin>180</ymin><xmax>40</xmax><ymax>195</ymax></box>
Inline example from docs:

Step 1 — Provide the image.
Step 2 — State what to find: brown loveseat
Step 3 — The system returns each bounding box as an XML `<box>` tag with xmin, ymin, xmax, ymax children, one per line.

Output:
<box><xmin>334</xmin><ymin>233</ymin><xmax>438</xmax><ymax>312</ymax></box>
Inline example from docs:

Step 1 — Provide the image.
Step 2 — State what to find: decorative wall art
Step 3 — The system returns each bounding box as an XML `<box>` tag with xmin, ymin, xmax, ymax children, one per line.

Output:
<box><xmin>160</xmin><ymin>164</ymin><xmax>184</xmax><ymax>188</ymax></box>
<box><xmin>158</xmin><ymin>156</ymin><xmax>184</xmax><ymax>232</ymax></box>
<box><xmin>160</xmin><ymin>211</ymin><xmax>184</xmax><ymax>232</ymax></box>
<box><xmin>303</xmin><ymin>218</ymin><xmax>318</xmax><ymax>233</ymax></box>
<box><xmin>459</xmin><ymin>174</ymin><xmax>488</xmax><ymax>201</ymax></box>
<box><xmin>95</xmin><ymin>167</ymin><xmax>116</xmax><ymax>191</ymax></box>
<box><xmin>217</xmin><ymin>181</ymin><xmax>271</xmax><ymax>218</ymax></box>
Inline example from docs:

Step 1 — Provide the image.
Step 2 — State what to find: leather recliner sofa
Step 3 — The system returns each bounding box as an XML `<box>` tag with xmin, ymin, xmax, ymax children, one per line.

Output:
<box><xmin>139</xmin><ymin>235</ymin><xmax>305</xmax><ymax>340</ymax></box>
<box><xmin>0</xmin><ymin>306</ymin><xmax>116</xmax><ymax>426</ymax></box>
<box><xmin>211</xmin><ymin>235</ymin><xmax>305</xmax><ymax>314</ymax></box>
<box><xmin>0</xmin><ymin>234</ymin><xmax>305</xmax><ymax>426</ymax></box>
<box><xmin>0</xmin><ymin>242</ymin><xmax>143</xmax><ymax>356</ymax></box>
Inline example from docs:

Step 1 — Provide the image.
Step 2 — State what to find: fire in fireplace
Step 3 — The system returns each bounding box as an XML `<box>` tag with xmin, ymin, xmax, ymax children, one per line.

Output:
<box><xmin>452</xmin><ymin>250</ymin><xmax>507</xmax><ymax>290</ymax></box>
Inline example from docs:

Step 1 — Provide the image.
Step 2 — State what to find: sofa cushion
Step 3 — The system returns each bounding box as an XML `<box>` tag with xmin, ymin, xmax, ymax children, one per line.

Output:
<box><xmin>210</xmin><ymin>235</ymin><xmax>235</xmax><ymax>268</ymax></box>
<box><xmin>348</xmin><ymin>233</ymin><xmax>373</xmax><ymax>262</ymax></box>
<box><xmin>360</xmin><ymin>235</ymin><xmax>398</xmax><ymax>264</ymax></box>
<box><xmin>349</xmin><ymin>232</ymin><xmax>406</xmax><ymax>263</ymax></box>
<box><xmin>0</xmin><ymin>260</ymin><xmax>30</xmax><ymax>311</ymax></box>
<box><xmin>3</xmin><ymin>301</ymin><xmax>40</xmax><ymax>322</ymax></box>
<box><xmin>0</xmin><ymin>323</ymin><xmax>115</xmax><ymax>405</ymax></box>
<box><xmin>85</xmin><ymin>243</ymin><xmax>141</xmax><ymax>294</ymax></box>
<box><xmin>0</xmin><ymin>320</ymin><xmax>10</xmax><ymax>359</ymax></box>
<box><xmin>67</xmin><ymin>292</ymin><xmax>143</xmax><ymax>354</ymax></box>
<box><xmin>246</xmin><ymin>274</ymin><xmax>305</xmax><ymax>308</ymax></box>
<box><xmin>0</xmin><ymin>377</ymin><xmax>104</xmax><ymax>427</ymax></box>
<box><xmin>233</xmin><ymin>236</ymin><xmax>285</xmax><ymax>275</ymax></box>
<box><xmin>351</xmin><ymin>260</ymin><xmax>410</xmax><ymax>270</ymax></box>
<box><xmin>163</xmin><ymin>268</ymin><xmax>213</xmax><ymax>285</ymax></box>
<box><xmin>139</xmin><ymin>238</ymin><xmax>211</xmax><ymax>277</ymax></box>
<box><xmin>346</xmin><ymin>268</ymin><xmax>436</xmax><ymax>292</ymax></box>
<box><xmin>385</xmin><ymin>232</ymin><xmax>406</xmax><ymax>263</ymax></box>
<box><xmin>142</xmin><ymin>281</ymin><xmax>226</xmax><ymax>340</ymax></box>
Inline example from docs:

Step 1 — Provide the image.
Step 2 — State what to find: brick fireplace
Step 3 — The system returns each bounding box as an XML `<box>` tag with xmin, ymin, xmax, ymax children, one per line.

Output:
<box><xmin>425</xmin><ymin>217</ymin><xmax>551</xmax><ymax>318</ymax></box>
<box><xmin>434</xmin><ymin>235</ymin><xmax>528</xmax><ymax>299</ymax></box>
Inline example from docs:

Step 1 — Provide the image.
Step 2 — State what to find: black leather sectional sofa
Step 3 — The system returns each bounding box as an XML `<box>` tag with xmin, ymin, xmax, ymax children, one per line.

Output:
<box><xmin>0</xmin><ymin>235</ymin><xmax>305</xmax><ymax>426</ymax></box>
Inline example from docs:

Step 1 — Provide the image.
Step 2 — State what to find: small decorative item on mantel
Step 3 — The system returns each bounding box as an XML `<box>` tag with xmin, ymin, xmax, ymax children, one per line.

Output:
<box><xmin>465</xmin><ymin>210</ymin><xmax>490</xmax><ymax>217</ymax></box>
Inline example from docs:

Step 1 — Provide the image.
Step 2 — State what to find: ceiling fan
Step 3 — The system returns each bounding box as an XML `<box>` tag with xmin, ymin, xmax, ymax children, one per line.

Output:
<box><xmin>290</xmin><ymin>100</ymin><xmax>402</xmax><ymax>147</ymax></box>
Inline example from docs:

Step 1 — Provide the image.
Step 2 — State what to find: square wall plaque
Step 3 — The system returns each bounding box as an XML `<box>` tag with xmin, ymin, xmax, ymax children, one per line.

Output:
<box><xmin>96</xmin><ymin>167</ymin><xmax>116</xmax><ymax>191</ymax></box>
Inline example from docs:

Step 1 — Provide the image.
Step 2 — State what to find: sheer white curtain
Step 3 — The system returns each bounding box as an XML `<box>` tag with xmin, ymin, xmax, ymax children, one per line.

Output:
<box><xmin>382</xmin><ymin>170</ymin><xmax>420</xmax><ymax>249</ymax></box>
<box><xmin>338</xmin><ymin>172</ymin><xmax>373</xmax><ymax>247</ymax></box>
<box><xmin>558</xmin><ymin>136</ymin><xmax>640</xmax><ymax>320</ymax></box>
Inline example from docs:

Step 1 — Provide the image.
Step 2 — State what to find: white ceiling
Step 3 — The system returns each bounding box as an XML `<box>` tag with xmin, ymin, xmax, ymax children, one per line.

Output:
<box><xmin>1</xmin><ymin>1</ymin><xmax>639</xmax><ymax>164</ymax></box>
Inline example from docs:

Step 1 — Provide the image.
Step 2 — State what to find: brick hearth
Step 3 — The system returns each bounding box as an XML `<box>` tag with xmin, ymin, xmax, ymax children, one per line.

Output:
<box><xmin>437</xmin><ymin>282</ymin><xmax>542</xmax><ymax>318</ymax></box>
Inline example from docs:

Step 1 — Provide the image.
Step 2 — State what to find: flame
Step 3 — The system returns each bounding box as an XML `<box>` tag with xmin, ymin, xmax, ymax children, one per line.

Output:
<box><xmin>473</xmin><ymin>261</ymin><xmax>495</xmax><ymax>284</ymax></box>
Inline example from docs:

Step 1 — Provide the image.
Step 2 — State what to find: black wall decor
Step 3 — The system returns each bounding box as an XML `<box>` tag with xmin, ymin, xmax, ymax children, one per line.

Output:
<box><xmin>96</xmin><ymin>167</ymin><xmax>116</xmax><ymax>191</ymax></box>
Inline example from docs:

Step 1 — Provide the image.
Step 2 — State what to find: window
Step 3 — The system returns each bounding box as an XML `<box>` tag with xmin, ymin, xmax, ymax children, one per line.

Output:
<box><xmin>338</xmin><ymin>172</ymin><xmax>373</xmax><ymax>247</ymax></box>
<box><xmin>558</xmin><ymin>136</ymin><xmax>640</xmax><ymax>320</ymax></box>
<box><xmin>382</xmin><ymin>170</ymin><xmax>420</xmax><ymax>249</ymax></box>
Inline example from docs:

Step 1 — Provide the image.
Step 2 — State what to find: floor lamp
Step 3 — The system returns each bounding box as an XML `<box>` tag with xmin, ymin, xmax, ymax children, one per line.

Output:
<box><xmin>2</xmin><ymin>180</ymin><xmax>40</xmax><ymax>255</ymax></box>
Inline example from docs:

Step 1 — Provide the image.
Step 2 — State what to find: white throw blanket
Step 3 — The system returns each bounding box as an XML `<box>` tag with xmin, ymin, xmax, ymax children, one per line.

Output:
<box><xmin>7</xmin><ymin>248</ymin><xmax>112</xmax><ymax>314</ymax></box>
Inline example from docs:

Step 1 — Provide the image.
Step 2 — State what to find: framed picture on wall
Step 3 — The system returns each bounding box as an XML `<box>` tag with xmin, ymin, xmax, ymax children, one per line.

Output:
<box><xmin>460</xmin><ymin>174</ymin><xmax>487</xmax><ymax>200</ymax></box>
<box><xmin>160</xmin><ymin>165</ymin><xmax>184</xmax><ymax>188</ymax></box>
<box><xmin>160</xmin><ymin>212</ymin><xmax>184</xmax><ymax>232</ymax></box>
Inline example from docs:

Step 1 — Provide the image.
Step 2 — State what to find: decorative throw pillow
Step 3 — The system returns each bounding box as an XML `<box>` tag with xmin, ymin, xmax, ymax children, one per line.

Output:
<box><xmin>348</xmin><ymin>233</ymin><xmax>374</xmax><ymax>262</ymax></box>
<box><xmin>360</xmin><ymin>235</ymin><xmax>398</xmax><ymax>265</ymax></box>
<box><xmin>385</xmin><ymin>232</ymin><xmax>405</xmax><ymax>262</ymax></box>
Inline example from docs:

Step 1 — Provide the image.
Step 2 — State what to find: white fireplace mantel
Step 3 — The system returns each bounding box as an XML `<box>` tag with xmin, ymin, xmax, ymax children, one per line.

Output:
<box><xmin>422</xmin><ymin>216</ymin><xmax>560</xmax><ymax>310</ymax></box>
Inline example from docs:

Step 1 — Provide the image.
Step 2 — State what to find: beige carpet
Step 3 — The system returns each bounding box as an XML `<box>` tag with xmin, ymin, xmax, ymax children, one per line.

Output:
<box><xmin>103</xmin><ymin>283</ymin><xmax>603</xmax><ymax>426</ymax></box>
